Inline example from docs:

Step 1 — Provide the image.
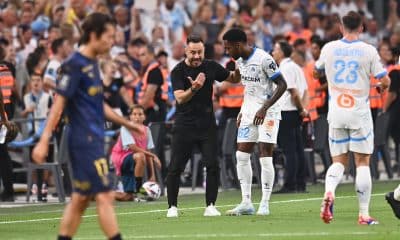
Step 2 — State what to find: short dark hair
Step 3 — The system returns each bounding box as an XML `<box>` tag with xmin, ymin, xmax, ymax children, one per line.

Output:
<box><xmin>293</xmin><ymin>38</ymin><xmax>306</xmax><ymax>48</ymax></box>
<box><xmin>342</xmin><ymin>11</ymin><xmax>362</xmax><ymax>31</ymax></box>
<box><xmin>51</xmin><ymin>37</ymin><xmax>65</xmax><ymax>54</ymax></box>
<box><xmin>129</xmin><ymin>104</ymin><xmax>145</xmax><ymax>114</ymax></box>
<box><xmin>277</xmin><ymin>41</ymin><xmax>292</xmax><ymax>58</ymax></box>
<box><xmin>129</xmin><ymin>37</ymin><xmax>146</xmax><ymax>47</ymax></box>
<box><xmin>186</xmin><ymin>34</ymin><xmax>204</xmax><ymax>45</ymax></box>
<box><xmin>80</xmin><ymin>12</ymin><xmax>115</xmax><ymax>44</ymax></box>
<box><xmin>222</xmin><ymin>28</ymin><xmax>247</xmax><ymax>43</ymax></box>
<box><xmin>311</xmin><ymin>36</ymin><xmax>326</xmax><ymax>50</ymax></box>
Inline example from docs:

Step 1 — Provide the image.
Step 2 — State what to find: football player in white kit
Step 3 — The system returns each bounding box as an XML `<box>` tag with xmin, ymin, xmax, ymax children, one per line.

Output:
<box><xmin>315</xmin><ymin>11</ymin><xmax>390</xmax><ymax>225</ymax></box>
<box><xmin>222</xmin><ymin>28</ymin><xmax>287</xmax><ymax>216</ymax></box>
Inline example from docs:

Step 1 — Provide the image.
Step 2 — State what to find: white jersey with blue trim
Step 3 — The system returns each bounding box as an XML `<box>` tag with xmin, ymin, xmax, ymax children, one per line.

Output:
<box><xmin>315</xmin><ymin>39</ymin><xmax>386</xmax><ymax>129</ymax></box>
<box><xmin>237</xmin><ymin>47</ymin><xmax>282</xmax><ymax>120</ymax></box>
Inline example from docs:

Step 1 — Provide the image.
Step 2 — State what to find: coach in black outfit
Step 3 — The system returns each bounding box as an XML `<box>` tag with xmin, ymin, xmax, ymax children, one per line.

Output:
<box><xmin>166</xmin><ymin>35</ymin><xmax>240</xmax><ymax>217</ymax></box>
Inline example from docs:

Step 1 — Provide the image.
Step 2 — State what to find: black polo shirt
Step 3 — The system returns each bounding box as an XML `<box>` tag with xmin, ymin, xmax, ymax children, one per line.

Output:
<box><xmin>171</xmin><ymin>59</ymin><xmax>230</xmax><ymax>129</ymax></box>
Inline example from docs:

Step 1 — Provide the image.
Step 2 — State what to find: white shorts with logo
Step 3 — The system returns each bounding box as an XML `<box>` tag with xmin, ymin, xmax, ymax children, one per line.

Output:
<box><xmin>328</xmin><ymin>124</ymin><xmax>374</xmax><ymax>157</ymax></box>
<box><xmin>237</xmin><ymin>118</ymin><xmax>280</xmax><ymax>144</ymax></box>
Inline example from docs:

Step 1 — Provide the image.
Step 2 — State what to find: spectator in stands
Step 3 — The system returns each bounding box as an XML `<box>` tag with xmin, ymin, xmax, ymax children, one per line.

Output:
<box><xmin>160</xmin><ymin>0</ymin><xmax>192</xmax><ymax>42</ymax></box>
<box><xmin>286</xmin><ymin>11</ymin><xmax>312</xmax><ymax>46</ymax></box>
<box><xmin>167</xmin><ymin>41</ymin><xmax>185</xmax><ymax>72</ymax></box>
<box><xmin>100</xmin><ymin>58</ymin><xmax>134</xmax><ymax>117</ymax></box>
<box><xmin>111</xmin><ymin>104</ymin><xmax>161</xmax><ymax>201</ymax></box>
<box><xmin>21</xmin><ymin>71</ymin><xmax>53</xmax><ymax>202</ymax></box>
<box><xmin>44</xmin><ymin>38</ymin><xmax>71</xmax><ymax>91</ymax></box>
<box><xmin>137</xmin><ymin>44</ymin><xmax>168</xmax><ymax>124</ymax></box>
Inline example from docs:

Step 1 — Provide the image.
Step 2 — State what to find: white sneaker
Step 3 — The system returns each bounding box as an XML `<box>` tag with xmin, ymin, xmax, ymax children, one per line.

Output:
<box><xmin>167</xmin><ymin>206</ymin><xmax>178</xmax><ymax>218</ymax></box>
<box><xmin>256</xmin><ymin>201</ymin><xmax>270</xmax><ymax>216</ymax></box>
<box><xmin>226</xmin><ymin>202</ymin><xmax>255</xmax><ymax>216</ymax></box>
<box><xmin>204</xmin><ymin>204</ymin><xmax>221</xmax><ymax>217</ymax></box>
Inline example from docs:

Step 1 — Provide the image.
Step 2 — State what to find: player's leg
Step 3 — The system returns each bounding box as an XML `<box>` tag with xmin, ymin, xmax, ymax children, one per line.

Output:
<box><xmin>256</xmin><ymin>119</ymin><xmax>280</xmax><ymax>215</ymax></box>
<box><xmin>95</xmin><ymin>191</ymin><xmax>122</xmax><ymax>239</ymax></box>
<box><xmin>133</xmin><ymin>152</ymin><xmax>146</xmax><ymax>192</ymax></box>
<box><xmin>350</xmin><ymin>126</ymin><xmax>377</xmax><ymax>224</ymax></box>
<box><xmin>200</xmin><ymin>127</ymin><xmax>221</xmax><ymax>216</ymax></box>
<box><xmin>166</xmin><ymin>127</ymin><xmax>194</xmax><ymax>217</ymax></box>
<box><xmin>321</xmin><ymin>127</ymin><xmax>349</xmax><ymax>223</ymax></box>
<box><xmin>58</xmin><ymin>193</ymin><xmax>91</xmax><ymax>238</ymax></box>
<box><xmin>226</xmin><ymin>123</ymin><xmax>257</xmax><ymax>215</ymax></box>
<box><xmin>116</xmin><ymin>155</ymin><xmax>136</xmax><ymax>201</ymax></box>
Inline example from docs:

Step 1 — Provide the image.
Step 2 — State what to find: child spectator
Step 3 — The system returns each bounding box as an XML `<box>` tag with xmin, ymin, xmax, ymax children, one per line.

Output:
<box><xmin>21</xmin><ymin>71</ymin><xmax>53</xmax><ymax>202</ymax></box>
<box><xmin>111</xmin><ymin>104</ymin><xmax>161</xmax><ymax>201</ymax></box>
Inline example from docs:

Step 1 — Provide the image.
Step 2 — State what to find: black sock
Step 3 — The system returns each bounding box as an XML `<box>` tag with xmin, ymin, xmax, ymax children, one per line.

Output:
<box><xmin>109</xmin><ymin>233</ymin><xmax>122</xmax><ymax>240</ymax></box>
<box><xmin>135</xmin><ymin>177</ymin><xmax>143</xmax><ymax>192</ymax></box>
<box><xmin>57</xmin><ymin>235</ymin><xmax>72</xmax><ymax>240</ymax></box>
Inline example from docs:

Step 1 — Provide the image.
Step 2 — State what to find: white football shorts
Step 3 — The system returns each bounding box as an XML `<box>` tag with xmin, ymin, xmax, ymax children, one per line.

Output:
<box><xmin>328</xmin><ymin>124</ymin><xmax>374</xmax><ymax>157</ymax></box>
<box><xmin>237</xmin><ymin>118</ymin><xmax>280</xmax><ymax>144</ymax></box>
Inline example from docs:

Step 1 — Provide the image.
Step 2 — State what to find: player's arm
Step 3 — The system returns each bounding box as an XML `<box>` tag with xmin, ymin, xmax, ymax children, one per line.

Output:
<box><xmin>383</xmin><ymin>71</ymin><xmax>397</xmax><ymax>112</ymax></box>
<box><xmin>104</xmin><ymin>102</ymin><xmax>142</xmax><ymax>133</ymax></box>
<box><xmin>174</xmin><ymin>72</ymin><xmax>205</xmax><ymax>104</ymax></box>
<box><xmin>264</xmin><ymin>74</ymin><xmax>287</xmax><ymax>110</ymax></box>
<box><xmin>139</xmin><ymin>84</ymin><xmax>157</xmax><ymax>109</ymax></box>
<box><xmin>224</xmin><ymin>68</ymin><xmax>241</xmax><ymax>83</ymax></box>
<box><xmin>289</xmin><ymin>88</ymin><xmax>307</xmax><ymax>116</ymax></box>
<box><xmin>32</xmin><ymin>95</ymin><xmax>66</xmax><ymax>164</ymax></box>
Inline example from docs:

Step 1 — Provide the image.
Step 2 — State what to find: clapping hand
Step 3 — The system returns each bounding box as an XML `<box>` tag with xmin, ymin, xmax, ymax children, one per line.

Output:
<box><xmin>188</xmin><ymin>72</ymin><xmax>205</xmax><ymax>91</ymax></box>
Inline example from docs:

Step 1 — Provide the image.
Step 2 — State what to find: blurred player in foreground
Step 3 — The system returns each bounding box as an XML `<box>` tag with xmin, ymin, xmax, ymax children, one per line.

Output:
<box><xmin>32</xmin><ymin>13</ymin><xmax>141</xmax><ymax>240</ymax></box>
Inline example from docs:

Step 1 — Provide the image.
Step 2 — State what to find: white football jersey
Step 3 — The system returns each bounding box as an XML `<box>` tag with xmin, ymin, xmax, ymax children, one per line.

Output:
<box><xmin>315</xmin><ymin>39</ymin><xmax>386</xmax><ymax>129</ymax></box>
<box><xmin>237</xmin><ymin>48</ymin><xmax>282</xmax><ymax>120</ymax></box>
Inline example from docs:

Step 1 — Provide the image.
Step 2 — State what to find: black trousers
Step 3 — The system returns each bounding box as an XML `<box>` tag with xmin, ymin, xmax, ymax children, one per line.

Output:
<box><xmin>278</xmin><ymin>111</ymin><xmax>306</xmax><ymax>190</ymax></box>
<box><xmin>167</xmin><ymin>126</ymin><xmax>219</xmax><ymax>207</ymax></box>
<box><xmin>0</xmin><ymin>143</ymin><xmax>14</xmax><ymax>196</ymax></box>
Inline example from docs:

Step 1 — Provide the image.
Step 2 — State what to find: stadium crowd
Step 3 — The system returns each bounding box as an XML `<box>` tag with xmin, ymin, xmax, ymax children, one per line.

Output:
<box><xmin>0</xmin><ymin>0</ymin><xmax>400</xmax><ymax>203</ymax></box>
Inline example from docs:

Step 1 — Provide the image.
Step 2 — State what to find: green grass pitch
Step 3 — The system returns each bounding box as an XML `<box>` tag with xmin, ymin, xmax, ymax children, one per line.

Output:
<box><xmin>1</xmin><ymin>181</ymin><xmax>400</xmax><ymax>240</ymax></box>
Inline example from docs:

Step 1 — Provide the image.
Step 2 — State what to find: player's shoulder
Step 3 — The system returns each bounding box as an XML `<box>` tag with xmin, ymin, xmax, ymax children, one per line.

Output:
<box><xmin>61</xmin><ymin>52</ymin><xmax>82</xmax><ymax>71</ymax></box>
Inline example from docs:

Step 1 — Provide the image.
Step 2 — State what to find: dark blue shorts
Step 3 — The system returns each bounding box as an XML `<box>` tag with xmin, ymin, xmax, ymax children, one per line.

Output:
<box><xmin>121</xmin><ymin>154</ymin><xmax>136</xmax><ymax>193</ymax></box>
<box><xmin>69</xmin><ymin>145</ymin><xmax>112</xmax><ymax>195</ymax></box>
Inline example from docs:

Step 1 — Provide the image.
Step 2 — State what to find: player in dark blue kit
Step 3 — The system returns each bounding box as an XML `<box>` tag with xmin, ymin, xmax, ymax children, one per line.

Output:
<box><xmin>32</xmin><ymin>13</ymin><xmax>141</xmax><ymax>240</ymax></box>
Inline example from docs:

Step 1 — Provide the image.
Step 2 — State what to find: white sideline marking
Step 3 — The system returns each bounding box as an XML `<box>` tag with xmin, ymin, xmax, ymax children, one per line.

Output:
<box><xmin>0</xmin><ymin>193</ymin><xmax>385</xmax><ymax>225</ymax></box>
<box><xmin>75</xmin><ymin>232</ymin><xmax>380</xmax><ymax>240</ymax></box>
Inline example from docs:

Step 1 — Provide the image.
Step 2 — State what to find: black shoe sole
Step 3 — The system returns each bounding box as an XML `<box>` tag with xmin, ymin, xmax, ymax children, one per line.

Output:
<box><xmin>385</xmin><ymin>192</ymin><xmax>400</xmax><ymax>219</ymax></box>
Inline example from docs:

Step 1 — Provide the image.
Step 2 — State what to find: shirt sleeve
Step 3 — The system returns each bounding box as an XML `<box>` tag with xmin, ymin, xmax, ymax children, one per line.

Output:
<box><xmin>120</xmin><ymin>127</ymin><xmax>136</xmax><ymax>149</ymax></box>
<box><xmin>147</xmin><ymin>68</ymin><xmax>164</xmax><ymax>86</ymax></box>
<box><xmin>370</xmin><ymin>47</ymin><xmax>387</xmax><ymax>79</ymax></box>
<box><xmin>55</xmin><ymin>62</ymin><xmax>81</xmax><ymax>99</ymax></box>
<box><xmin>389</xmin><ymin>69</ymin><xmax>400</xmax><ymax>93</ymax></box>
<box><xmin>171</xmin><ymin>64</ymin><xmax>185</xmax><ymax>91</ymax></box>
<box><xmin>315</xmin><ymin>45</ymin><xmax>327</xmax><ymax>70</ymax></box>
<box><xmin>44</xmin><ymin>61</ymin><xmax>58</xmax><ymax>82</ymax></box>
<box><xmin>280</xmin><ymin>64</ymin><xmax>297</xmax><ymax>89</ymax></box>
<box><xmin>261</xmin><ymin>56</ymin><xmax>281</xmax><ymax>80</ymax></box>
<box><xmin>213</xmin><ymin>61</ymin><xmax>230</xmax><ymax>82</ymax></box>
<box><xmin>146</xmin><ymin>127</ymin><xmax>155</xmax><ymax>149</ymax></box>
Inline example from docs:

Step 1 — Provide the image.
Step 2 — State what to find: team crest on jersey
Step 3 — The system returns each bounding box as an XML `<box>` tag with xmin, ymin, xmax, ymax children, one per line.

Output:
<box><xmin>269</xmin><ymin>61</ymin><xmax>277</xmax><ymax>71</ymax></box>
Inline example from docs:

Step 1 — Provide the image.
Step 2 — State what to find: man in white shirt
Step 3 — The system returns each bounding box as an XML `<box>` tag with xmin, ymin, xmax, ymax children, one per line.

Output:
<box><xmin>223</xmin><ymin>28</ymin><xmax>287</xmax><ymax>216</ymax></box>
<box><xmin>44</xmin><ymin>38</ymin><xmax>71</xmax><ymax>91</ymax></box>
<box><xmin>315</xmin><ymin>11</ymin><xmax>390</xmax><ymax>225</ymax></box>
<box><xmin>272</xmin><ymin>40</ymin><xmax>309</xmax><ymax>194</ymax></box>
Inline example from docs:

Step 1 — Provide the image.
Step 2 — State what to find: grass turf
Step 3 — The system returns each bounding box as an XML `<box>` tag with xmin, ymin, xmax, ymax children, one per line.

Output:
<box><xmin>0</xmin><ymin>181</ymin><xmax>400</xmax><ymax>240</ymax></box>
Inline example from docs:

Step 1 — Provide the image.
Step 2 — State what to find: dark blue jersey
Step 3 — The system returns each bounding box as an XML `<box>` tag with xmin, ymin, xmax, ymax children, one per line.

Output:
<box><xmin>56</xmin><ymin>51</ymin><xmax>105</xmax><ymax>148</ymax></box>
